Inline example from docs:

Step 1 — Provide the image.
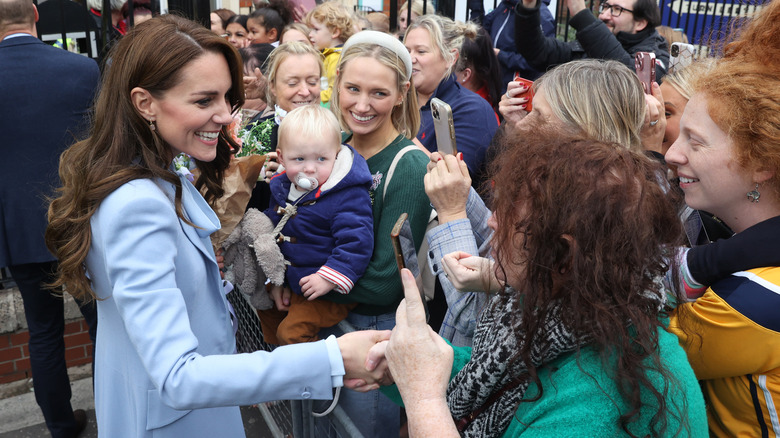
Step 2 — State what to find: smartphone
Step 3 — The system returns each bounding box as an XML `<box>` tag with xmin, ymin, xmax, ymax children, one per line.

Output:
<box><xmin>634</xmin><ymin>52</ymin><xmax>656</xmax><ymax>94</ymax></box>
<box><xmin>669</xmin><ymin>42</ymin><xmax>696</xmax><ymax>73</ymax></box>
<box><xmin>430</xmin><ymin>98</ymin><xmax>457</xmax><ymax>155</ymax></box>
<box><xmin>391</xmin><ymin>213</ymin><xmax>429</xmax><ymax>320</ymax></box>
<box><xmin>513</xmin><ymin>73</ymin><xmax>534</xmax><ymax>112</ymax></box>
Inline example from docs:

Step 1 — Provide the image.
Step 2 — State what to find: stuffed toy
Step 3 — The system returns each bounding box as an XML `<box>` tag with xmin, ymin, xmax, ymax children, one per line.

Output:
<box><xmin>222</xmin><ymin>208</ymin><xmax>287</xmax><ymax>310</ymax></box>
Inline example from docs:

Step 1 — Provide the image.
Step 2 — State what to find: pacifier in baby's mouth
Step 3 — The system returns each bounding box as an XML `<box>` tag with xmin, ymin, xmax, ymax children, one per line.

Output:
<box><xmin>295</xmin><ymin>174</ymin><xmax>319</xmax><ymax>190</ymax></box>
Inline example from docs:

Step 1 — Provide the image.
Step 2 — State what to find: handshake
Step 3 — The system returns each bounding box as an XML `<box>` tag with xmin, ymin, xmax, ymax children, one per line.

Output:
<box><xmin>337</xmin><ymin>269</ymin><xmax>455</xmax><ymax>398</ymax></box>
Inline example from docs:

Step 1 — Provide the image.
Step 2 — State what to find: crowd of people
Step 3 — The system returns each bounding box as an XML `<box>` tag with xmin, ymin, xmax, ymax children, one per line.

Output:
<box><xmin>2</xmin><ymin>0</ymin><xmax>779</xmax><ymax>436</ymax></box>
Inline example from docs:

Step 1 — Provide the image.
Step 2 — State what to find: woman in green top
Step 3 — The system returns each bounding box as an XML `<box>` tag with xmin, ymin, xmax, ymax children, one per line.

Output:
<box><xmin>383</xmin><ymin>127</ymin><xmax>707</xmax><ymax>437</ymax></box>
<box><xmin>318</xmin><ymin>31</ymin><xmax>432</xmax><ymax>438</ymax></box>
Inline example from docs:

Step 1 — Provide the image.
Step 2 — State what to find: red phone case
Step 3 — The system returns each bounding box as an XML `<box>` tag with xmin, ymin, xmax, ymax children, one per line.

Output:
<box><xmin>513</xmin><ymin>73</ymin><xmax>534</xmax><ymax>112</ymax></box>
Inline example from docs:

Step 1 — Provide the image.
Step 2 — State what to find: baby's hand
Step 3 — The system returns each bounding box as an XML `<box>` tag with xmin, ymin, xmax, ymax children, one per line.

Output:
<box><xmin>269</xmin><ymin>284</ymin><xmax>291</xmax><ymax>311</ymax></box>
<box><xmin>300</xmin><ymin>274</ymin><xmax>336</xmax><ymax>300</ymax></box>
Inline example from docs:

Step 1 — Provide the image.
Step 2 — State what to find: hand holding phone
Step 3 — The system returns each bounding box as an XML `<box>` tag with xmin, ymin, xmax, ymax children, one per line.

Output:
<box><xmin>634</xmin><ymin>51</ymin><xmax>656</xmax><ymax>94</ymax></box>
<box><xmin>391</xmin><ymin>213</ymin><xmax>429</xmax><ymax>320</ymax></box>
<box><xmin>512</xmin><ymin>73</ymin><xmax>534</xmax><ymax>112</ymax></box>
<box><xmin>669</xmin><ymin>42</ymin><xmax>696</xmax><ymax>72</ymax></box>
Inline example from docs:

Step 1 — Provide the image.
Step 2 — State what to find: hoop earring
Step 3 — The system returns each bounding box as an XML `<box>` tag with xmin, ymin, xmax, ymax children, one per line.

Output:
<box><xmin>148</xmin><ymin>118</ymin><xmax>156</xmax><ymax>131</ymax></box>
<box><xmin>747</xmin><ymin>183</ymin><xmax>760</xmax><ymax>203</ymax></box>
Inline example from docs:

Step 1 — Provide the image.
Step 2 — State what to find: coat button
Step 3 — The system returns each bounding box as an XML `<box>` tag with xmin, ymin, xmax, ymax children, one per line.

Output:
<box><xmin>302</xmin><ymin>388</ymin><xmax>312</xmax><ymax>399</ymax></box>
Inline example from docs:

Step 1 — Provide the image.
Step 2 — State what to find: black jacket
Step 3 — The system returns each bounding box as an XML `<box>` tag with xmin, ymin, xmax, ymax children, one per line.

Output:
<box><xmin>513</xmin><ymin>2</ymin><xmax>669</xmax><ymax>80</ymax></box>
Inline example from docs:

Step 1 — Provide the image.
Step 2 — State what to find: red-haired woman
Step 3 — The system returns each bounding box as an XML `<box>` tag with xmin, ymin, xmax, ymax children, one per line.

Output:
<box><xmin>664</xmin><ymin>2</ymin><xmax>780</xmax><ymax>435</ymax></box>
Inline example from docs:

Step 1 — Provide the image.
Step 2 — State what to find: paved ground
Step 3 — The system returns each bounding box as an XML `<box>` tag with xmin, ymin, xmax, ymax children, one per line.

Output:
<box><xmin>0</xmin><ymin>365</ymin><xmax>269</xmax><ymax>437</ymax></box>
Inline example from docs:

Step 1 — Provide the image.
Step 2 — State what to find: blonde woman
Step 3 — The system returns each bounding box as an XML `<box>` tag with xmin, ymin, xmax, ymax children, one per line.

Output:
<box><xmin>325</xmin><ymin>30</ymin><xmax>432</xmax><ymax>438</ymax></box>
<box><xmin>404</xmin><ymin>15</ymin><xmax>499</xmax><ymax>188</ymax></box>
<box><xmin>240</xmin><ymin>42</ymin><xmax>324</xmax><ymax>211</ymax></box>
<box><xmin>397</xmin><ymin>0</ymin><xmax>424</xmax><ymax>34</ymax></box>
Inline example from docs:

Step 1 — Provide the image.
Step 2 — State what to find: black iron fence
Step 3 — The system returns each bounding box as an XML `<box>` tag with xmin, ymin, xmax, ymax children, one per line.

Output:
<box><xmin>35</xmin><ymin>0</ymin><xmax>768</xmax><ymax>60</ymax></box>
<box><xmin>658</xmin><ymin>0</ymin><xmax>765</xmax><ymax>45</ymax></box>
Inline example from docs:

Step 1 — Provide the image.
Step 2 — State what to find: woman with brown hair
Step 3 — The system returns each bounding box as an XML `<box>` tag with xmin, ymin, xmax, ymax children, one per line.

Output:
<box><xmin>45</xmin><ymin>15</ymin><xmax>387</xmax><ymax>437</ymax></box>
<box><xmin>210</xmin><ymin>8</ymin><xmax>236</xmax><ymax>36</ymax></box>
<box><xmin>382</xmin><ymin>127</ymin><xmax>707</xmax><ymax>437</ymax></box>
<box><xmin>428</xmin><ymin>59</ymin><xmax>656</xmax><ymax>347</ymax></box>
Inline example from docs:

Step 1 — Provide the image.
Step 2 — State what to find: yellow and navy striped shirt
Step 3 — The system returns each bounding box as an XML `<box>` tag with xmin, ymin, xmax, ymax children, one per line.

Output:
<box><xmin>671</xmin><ymin>267</ymin><xmax>780</xmax><ymax>437</ymax></box>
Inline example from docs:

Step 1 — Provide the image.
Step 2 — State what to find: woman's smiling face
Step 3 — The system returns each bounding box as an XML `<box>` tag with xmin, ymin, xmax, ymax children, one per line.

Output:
<box><xmin>145</xmin><ymin>52</ymin><xmax>234</xmax><ymax>162</ymax></box>
<box><xmin>269</xmin><ymin>54</ymin><xmax>321</xmax><ymax>111</ymax></box>
<box><xmin>664</xmin><ymin>93</ymin><xmax>754</xmax><ymax>224</ymax></box>
<box><xmin>337</xmin><ymin>56</ymin><xmax>403</xmax><ymax>137</ymax></box>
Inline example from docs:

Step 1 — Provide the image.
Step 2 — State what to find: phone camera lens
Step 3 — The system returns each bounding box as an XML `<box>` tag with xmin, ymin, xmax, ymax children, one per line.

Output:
<box><xmin>432</xmin><ymin>107</ymin><xmax>439</xmax><ymax>119</ymax></box>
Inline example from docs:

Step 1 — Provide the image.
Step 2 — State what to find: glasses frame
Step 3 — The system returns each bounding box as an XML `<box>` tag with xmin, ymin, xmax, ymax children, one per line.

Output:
<box><xmin>599</xmin><ymin>1</ymin><xmax>634</xmax><ymax>17</ymax></box>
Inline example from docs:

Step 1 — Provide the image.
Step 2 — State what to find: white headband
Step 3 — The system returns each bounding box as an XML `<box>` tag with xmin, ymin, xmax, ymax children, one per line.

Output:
<box><xmin>342</xmin><ymin>30</ymin><xmax>413</xmax><ymax>81</ymax></box>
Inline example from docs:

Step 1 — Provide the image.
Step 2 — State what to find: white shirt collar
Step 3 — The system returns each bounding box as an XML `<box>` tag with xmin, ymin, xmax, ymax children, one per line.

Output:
<box><xmin>2</xmin><ymin>32</ymin><xmax>35</xmax><ymax>41</ymax></box>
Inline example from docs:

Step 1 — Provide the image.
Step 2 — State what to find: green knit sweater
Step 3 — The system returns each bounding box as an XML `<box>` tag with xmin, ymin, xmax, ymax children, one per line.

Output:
<box><xmin>323</xmin><ymin>135</ymin><xmax>432</xmax><ymax>315</ymax></box>
<box><xmin>384</xmin><ymin>327</ymin><xmax>708</xmax><ymax>437</ymax></box>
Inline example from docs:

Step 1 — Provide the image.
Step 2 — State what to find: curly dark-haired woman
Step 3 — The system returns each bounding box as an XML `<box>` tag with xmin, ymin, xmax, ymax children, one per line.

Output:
<box><xmin>382</xmin><ymin>127</ymin><xmax>707</xmax><ymax>437</ymax></box>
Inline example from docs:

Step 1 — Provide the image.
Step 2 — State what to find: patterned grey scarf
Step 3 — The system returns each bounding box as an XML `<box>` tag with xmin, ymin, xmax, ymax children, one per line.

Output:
<box><xmin>446</xmin><ymin>290</ymin><xmax>588</xmax><ymax>437</ymax></box>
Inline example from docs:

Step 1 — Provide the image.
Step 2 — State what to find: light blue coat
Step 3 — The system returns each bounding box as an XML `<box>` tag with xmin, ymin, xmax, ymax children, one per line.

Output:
<box><xmin>86</xmin><ymin>174</ymin><xmax>340</xmax><ymax>437</ymax></box>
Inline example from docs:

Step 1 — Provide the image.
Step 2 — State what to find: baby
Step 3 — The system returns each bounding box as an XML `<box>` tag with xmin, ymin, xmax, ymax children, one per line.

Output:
<box><xmin>259</xmin><ymin>105</ymin><xmax>374</xmax><ymax>345</ymax></box>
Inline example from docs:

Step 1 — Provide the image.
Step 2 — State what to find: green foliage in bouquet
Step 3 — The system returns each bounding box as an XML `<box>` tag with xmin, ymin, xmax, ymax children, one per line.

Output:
<box><xmin>236</xmin><ymin>118</ymin><xmax>275</xmax><ymax>158</ymax></box>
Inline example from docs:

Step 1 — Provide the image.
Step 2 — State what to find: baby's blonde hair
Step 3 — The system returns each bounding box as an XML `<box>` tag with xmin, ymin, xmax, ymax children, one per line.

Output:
<box><xmin>278</xmin><ymin>105</ymin><xmax>341</xmax><ymax>151</ymax></box>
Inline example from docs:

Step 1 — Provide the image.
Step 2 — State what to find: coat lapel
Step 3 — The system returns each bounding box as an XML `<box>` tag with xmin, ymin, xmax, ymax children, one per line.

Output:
<box><xmin>176</xmin><ymin>174</ymin><xmax>221</xmax><ymax>263</ymax></box>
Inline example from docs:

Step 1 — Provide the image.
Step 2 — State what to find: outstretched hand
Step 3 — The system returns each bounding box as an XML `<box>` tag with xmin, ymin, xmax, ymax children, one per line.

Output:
<box><xmin>386</xmin><ymin>269</ymin><xmax>457</xmax><ymax>436</ymax></box>
<box><xmin>244</xmin><ymin>67</ymin><xmax>267</xmax><ymax>100</ymax></box>
<box><xmin>386</xmin><ymin>270</ymin><xmax>453</xmax><ymax>407</ymax></box>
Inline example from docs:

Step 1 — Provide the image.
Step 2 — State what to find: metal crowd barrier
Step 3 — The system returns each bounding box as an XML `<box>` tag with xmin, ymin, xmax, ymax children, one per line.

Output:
<box><xmin>226</xmin><ymin>287</ymin><xmax>366</xmax><ymax>438</ymax></box>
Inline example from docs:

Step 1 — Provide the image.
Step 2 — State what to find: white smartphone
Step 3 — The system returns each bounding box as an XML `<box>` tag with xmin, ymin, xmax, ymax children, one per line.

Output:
<box><xmin>669</xmin><ymin>42</ymin><xmax>696</xmax><ymax>73</ymax></box>
<box><xmin>431</xmin><ymin>98</ymin><xmax>457</xmax><ymax>155</ymax></box>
